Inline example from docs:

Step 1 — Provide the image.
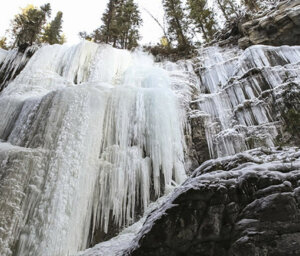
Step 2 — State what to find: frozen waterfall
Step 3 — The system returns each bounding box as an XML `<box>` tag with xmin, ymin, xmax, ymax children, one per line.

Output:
<box><xmin>193</xmin><ymin>45</ymin><xmax>300</xmax><ymax>158</ymax></box>
<box><xmin>1</xmin><ymin>40</ymin><xmax>300</xmax><ymax>256</ymax></box>
<box><xmin>0</xmin><ymin>41</ymin><xmax>187</xmax><ymax>256</ymax></box>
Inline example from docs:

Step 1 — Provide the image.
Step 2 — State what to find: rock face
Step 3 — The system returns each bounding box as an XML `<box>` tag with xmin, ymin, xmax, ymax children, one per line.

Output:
<box><xmin>238</xmin><ymin>0</ymin><xmax>300</xmax><ymax>49</ymax></box>
<box><xmin>126</xmin><ymin>147</ymin><xmax>300</xmax><ymax>256</ymax></box>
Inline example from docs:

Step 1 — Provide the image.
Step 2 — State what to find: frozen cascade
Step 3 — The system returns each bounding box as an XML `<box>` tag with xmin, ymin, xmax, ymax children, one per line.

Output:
<box><xmin>77</xmin><ymin>44</ymin><xmax>300</xmax><ymax>255</ymax></box>
<box><xmin>0</xmin><ymin>41</ymin><xmax>187</xmax><ymax>256</ymax></box>
<box><xmin>1</xmin><ymin>40</ymin><xmax>300</xmax><ymax>256</ymax></box>
<box><xmin>194</xmin><ymin>45</ymin><xmax>300</xmax><ymax>158</ymax></box>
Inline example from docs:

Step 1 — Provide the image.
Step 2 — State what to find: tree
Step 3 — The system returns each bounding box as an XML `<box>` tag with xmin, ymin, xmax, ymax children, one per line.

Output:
<box><xmin>97</xmin><ymin>0</ymin><xmax>119</xmax><ymax>44</ymax></box>
<box><xmin>187</xmin><ymin>0</ymin><xmax>217</xmax><ymax>43</ymax></box>
<box><xmin>143</xmin><ymin>8</ymin><xmax>170</xmax><ymax>48</ymax></box>
<box><xmin>162</xmin><ymin>0</ymin><xmax>190</xmax><ymax>49</ymax></box>
<box><xmin>82</xmin><ymin>0</ymin><xmax>142</xmax><ymax>50</ymax></box>
<box><xmin>118</xmin><ymin>0</ymin><xmax>142</xmax><ymax>49</ymax></box>
<box><xmin>42</xmin><ymin>11</ymin><xmax>64</xmax><ymax>45</ymax></box>
<box><xmin>0</xmin><ymin>37</ymin><xmax>9</xmax><ymax>50</ymax></box>
<box><xmin>215</xmin><ymin>0</ymin><xmax>239</xmax><ymax>21</ymax></box>
<box><xmin>59</xmin><ymin>33</ymin><xmax>67</xmax><ymax>44</ymax></box>
<box><xmin>11</xmin><ymin>3</ymin><xmax>51</xmax><ymax>48</ymax></box>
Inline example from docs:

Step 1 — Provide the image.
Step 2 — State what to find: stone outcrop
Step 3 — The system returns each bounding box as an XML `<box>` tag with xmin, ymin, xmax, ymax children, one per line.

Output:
<box><xmin>126</xmin><ymin>147</ymin><xmax>300</xmax><ymax>256</ymax></box>
<box><xmin>238</xmin><ymin>0</ymin><xmax>300</xmax><ymax>49</ymax></box>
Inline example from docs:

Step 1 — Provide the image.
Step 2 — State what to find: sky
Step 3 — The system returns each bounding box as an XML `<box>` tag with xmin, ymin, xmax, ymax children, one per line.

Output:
<box><xmin>0</xmin><ymin>0</ymin><xmax>165</xmax><ymax>45</ymax></box>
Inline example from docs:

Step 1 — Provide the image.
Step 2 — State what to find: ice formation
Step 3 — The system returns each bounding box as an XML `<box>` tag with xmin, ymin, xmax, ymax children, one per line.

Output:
<box><xmin>77</xmin><ymin>44</ymin><xmax>300</xmax><ymax>255</ymax></box>
<box><xmin>0</xmin><ymin>41</ymin><xmax>187</xmax><ymax>256</ymax></box>
<box><xmin>194</xmin><ymin>45</ymin><xmax>300</xmax><ymax>158</ymax></box>
<box><xmin>1</xmin><ymin>41</ymin><xmax>300</xmax><ymax>256</ymax></box>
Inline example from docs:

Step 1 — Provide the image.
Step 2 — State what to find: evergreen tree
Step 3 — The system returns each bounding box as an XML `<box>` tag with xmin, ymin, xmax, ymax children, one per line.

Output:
<box><xmin>97</xmin><ymin>0</ymin><xmax>119</xmax><ymax>44</ymax></box>
<box><xmin>162</xmin><ymin>0</ymin><xmax>190</xmax><ymax>49</ymax></box>
<box><xmin>187</xmin><ymin>0</ymin><xmax>217</xmax><ymax>43</ymax></box>
<box><xmin>0</xmin><ymin>37</ymin><xmax>9</xmax><ymax>50</ymax></box>
<box><xmin>215</xmin><ymin>0</ymin><xmax>239</xmax><ymax>21</ymax></box>
<box><xmin>118</xmin><ymin>0</ymin><xmax>142</xmax><ymax>49</ymax></box>
<box><xmin>42</xmin><ymin>11</ymin><xmax>64</xmax><ymax>45</ymax></box>
<box><xmin>11</xmin><ymin>3</ymin><xmax>51</xmax><ymax>48</ymax></box>
<box><xmin>82</xmin><ymin>0</ymin><xmax>141</xmax><ymax>50</ymax></box>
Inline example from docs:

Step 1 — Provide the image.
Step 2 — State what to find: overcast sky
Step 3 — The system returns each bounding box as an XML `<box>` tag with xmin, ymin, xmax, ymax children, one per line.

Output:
<box><xmin>0</xmin><ymin>0</ymin><xmax>165</xmax><ymax>45</ymax></box>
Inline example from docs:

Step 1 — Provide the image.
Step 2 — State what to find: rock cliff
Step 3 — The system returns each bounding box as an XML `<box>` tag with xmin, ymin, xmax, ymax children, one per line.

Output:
<box><xmin>238</xmin><ymin>0</ymin><xmax>300</xmax><ymax>49</ymax></box>
<box><xmin>127</xmin><ymin>147</ymin><xmax>300</xmax><ymax>256</ymax></box>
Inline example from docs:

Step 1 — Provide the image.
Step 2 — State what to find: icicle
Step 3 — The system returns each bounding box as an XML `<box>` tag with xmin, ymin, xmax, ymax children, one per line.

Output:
<box><xmin>0</xmin><ymin>42</ymin><xmax>187</xmax><ymax>256</ymax></box>
<box><xmin>196</xmin><ymin>45</ymin><xmax>300</xmax><ymax>158</ymax></box>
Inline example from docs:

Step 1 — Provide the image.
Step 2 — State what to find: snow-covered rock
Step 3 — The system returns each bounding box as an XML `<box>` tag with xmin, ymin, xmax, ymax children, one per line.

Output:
<box><xmin>126</xmin><ymin>147</ymin><xmax>300</xmax><ymax>256</ymax></box>
<box><xmin>239</xmin><ymin>0</ymin><xmax>300</xmax><ymax>48</ymax></box>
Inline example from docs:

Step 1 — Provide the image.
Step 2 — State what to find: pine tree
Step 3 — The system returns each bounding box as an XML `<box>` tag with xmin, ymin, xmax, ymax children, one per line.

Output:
<box><xmin>187</xmin><ymin>0</ymin><xmax>217</xmax><ymax>43</ymax></box>
<box><xmin>0</xmin><ymin>37</ymin><xmax>9</xmax><ymax>50</ymax></box>
<box><xmin>85</xmin><ymin>0</ymin><xmax>142</xmax><ymax>50</ymax></box>
<box><xmin>42</xmin><ymin>11</ymin><xmax>64</xmax><ymax>45</ymax></box>
<box><xmin>11</xmin><ymin>3</ymin><xmax>51</xmax><ymax>48</ymax></box>
<box><xmin>162</xmin><ymin>0</ymin><xmax>190</xmax><ymax>49</ymax></box>
<box><xmin>97</xmin><ymin>0</ymin><xmax>119</xmax><ymax>44</ymax></box>
<box><xmin>118</xmin><ymin>0</ymin><xmax>142</xmax><ymax>49</ymax></box>
<box><xmin>216</xmin><ymin>0</ymin><xmax>239</xmax><ymax>21</ymax></box>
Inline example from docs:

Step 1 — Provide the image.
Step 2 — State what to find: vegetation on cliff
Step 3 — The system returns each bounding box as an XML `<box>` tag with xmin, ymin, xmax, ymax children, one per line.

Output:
<box><xmin>80</xmin><ymin>0</ymin><xmax>142</xmax><ymax>50</ymax></box>
<box><xmin>0</xmin><ymin>3</ymin><xmax>65</xmax><ymax>51</ymax></box>
<box><xmin>0</xmin><ymin>0</ymin><xmax>284</xmax><ymax>54</ymax></box>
